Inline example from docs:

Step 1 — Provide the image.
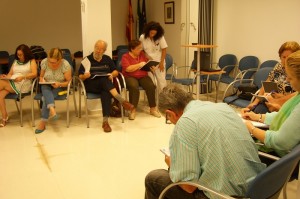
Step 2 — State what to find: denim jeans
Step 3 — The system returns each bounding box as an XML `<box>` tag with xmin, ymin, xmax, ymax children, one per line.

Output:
<box><xmin>41</xmin><ymin>85</ymin><xmax>64</xmax><ymax>120</ymax></box>
<box><xmin>144</xmin><ymin>169</ymin><xmax>208</xmax><ymax>199</ymax></box>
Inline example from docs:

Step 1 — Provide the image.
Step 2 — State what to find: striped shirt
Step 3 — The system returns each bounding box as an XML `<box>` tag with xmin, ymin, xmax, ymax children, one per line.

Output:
<box><xmin>169</xmin><ymin>100</ymin><xmax>265</xmax><ymax>198</ymax></box>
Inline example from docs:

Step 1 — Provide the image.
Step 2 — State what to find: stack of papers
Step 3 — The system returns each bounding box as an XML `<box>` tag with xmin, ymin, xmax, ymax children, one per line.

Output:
<box><xmin>81</xmin><ymin>57</ymin><xmax>91</xmax><ymax>72</ymax></box>
<box><xmin>238</xmin><ymin>113</ymin><xmax>269</xmax><ymax>129</ymax></box>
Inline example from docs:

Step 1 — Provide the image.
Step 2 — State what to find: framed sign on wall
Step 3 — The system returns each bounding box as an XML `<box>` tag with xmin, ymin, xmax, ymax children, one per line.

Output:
<box><xmin>164</xmin><ymin>1</ymin><xmax>175</xmax><ymax>24</ymax></box>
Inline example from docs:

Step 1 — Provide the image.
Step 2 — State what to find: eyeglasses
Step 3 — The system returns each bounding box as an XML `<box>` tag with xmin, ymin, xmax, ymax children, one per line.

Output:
<box><xmin>48</xmin><ymin>60</ymin><xmax>59</xmax><ymax>65</ymax></box>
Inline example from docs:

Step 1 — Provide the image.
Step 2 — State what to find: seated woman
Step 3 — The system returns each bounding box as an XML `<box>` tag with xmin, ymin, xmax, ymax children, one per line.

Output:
<box><xmin>241</xmin><ymin>50</ymin><xmax>300</xmax><ymax>158</ymax></box>
<box><xmin>121</xmin><ymin>40</ymin><xmax>161</xmax><ymax>120</ymax></box>
<box><xmin>35</xmin><ymin>48</ymin><xmax>72</xmax><ymax>134</ymax></box>
<box><xmin>78</xmin><ymin>40</ymin><xmax>134</xmax><ymax>133</ymax></box>
<box><xmin>244</xmin><ymin>41</ymin><xmax>300</xmax><ymax>113</ymax></box>
<box><xmin>0</xmin><ymin>44</ymin><xmax>37</xmax><ymax>127</ymax></box>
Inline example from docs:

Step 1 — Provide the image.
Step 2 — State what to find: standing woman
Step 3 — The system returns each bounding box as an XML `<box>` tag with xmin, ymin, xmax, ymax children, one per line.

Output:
<box><xmin>140</xmin><ymin>21</ymin><xmax>168</xmax><ymax>93</ymax></box>
<box><xmin>35</xmin><ymin>48</ymin><xmax>72</xmax><ymax>134</ymax></box>
<box><xmin>0</xmin><ymin>44</ymin><xmax>37</xmax><ymax>127</ymax></box>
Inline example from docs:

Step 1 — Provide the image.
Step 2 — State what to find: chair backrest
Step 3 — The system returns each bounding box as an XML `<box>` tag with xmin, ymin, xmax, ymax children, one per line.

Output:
<box><xmin>61</xmin><ymin>49</ymin><xmax>75</xmax><ymax>71</ymax></box>
<box><xmin>117</xmin><ymin>48</ymin><xmax>129</xmax><ymax>71</ymax></box>
<box><xmin>0</xmin><ymin>51</ymin><xmax>9</xmax><ymax>59</ymax></box>
<box><xmin>253</xmin><ymin>67</ymin><xmax>273</xmax><ymax>88</ymax></box>
<box><xmin>238</xmin><ymin>55</ymin><xmax>259</xmax><ymax>79</ymax></box>
<box><xmin>165</xmin><ymin>54</ymin><xmax>173</xmax><ymax>72</ymax></box>
<box><xmin>219</xmin><ymin>54</ymin><xmax>237</xmax><ymax>74</ymax></box>
<box><xmin>246</xmin><ymin>144</ymin><xmax>300</xmax><ymax>199</ymax></box>
<box><xmin>260</xmin><ymin>60</ymin><xmax>278</xmax><ymax>69</ymax></box>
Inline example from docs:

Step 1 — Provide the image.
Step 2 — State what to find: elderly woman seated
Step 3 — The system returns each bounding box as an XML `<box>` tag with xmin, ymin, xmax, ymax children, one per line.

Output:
<box><xmin>121</xmin><ymin>40</ymin><xmax>161</xmax><ymax>120</ymax></box>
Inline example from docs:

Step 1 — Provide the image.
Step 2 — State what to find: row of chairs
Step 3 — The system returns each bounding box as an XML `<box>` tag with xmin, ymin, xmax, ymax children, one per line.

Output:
<box><xmin>165</xmin><ymin>54</ymin><xmax>278</xmax><ymax>101</ymax></box>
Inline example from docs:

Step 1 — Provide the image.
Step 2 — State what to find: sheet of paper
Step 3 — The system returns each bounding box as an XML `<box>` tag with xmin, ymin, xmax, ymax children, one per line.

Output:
<box><xmin>39</xmin><ymin>82</ymin><xmax>55</xmax><ymax>85</ymax></box>
<box><xmin>81</xmin><ymin>57</ymin><xmax>91</xmax><ymax>72</ymax></box>
<box><xmin>238</xmin><ymin>113</ymin><xmax>269</xmax><ymax>129</ymax></box>
<box><xmin>160</xmin><ymin>148</ymin><xmax>170</xmax><ymax>156</ymax></box>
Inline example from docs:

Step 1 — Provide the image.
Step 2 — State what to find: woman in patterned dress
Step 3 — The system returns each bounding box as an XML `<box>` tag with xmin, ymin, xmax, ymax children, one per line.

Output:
<box><xmin>244</xmin><ymin>41</ymin><xmax>300</xmax><ymax>113</ymax></box>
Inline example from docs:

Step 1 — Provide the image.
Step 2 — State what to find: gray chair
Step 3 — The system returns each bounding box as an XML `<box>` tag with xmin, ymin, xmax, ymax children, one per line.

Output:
<box><xmin>159</xmin><ymin>144</ymin><xmax>300</xmax><ymax>199</ymax></box>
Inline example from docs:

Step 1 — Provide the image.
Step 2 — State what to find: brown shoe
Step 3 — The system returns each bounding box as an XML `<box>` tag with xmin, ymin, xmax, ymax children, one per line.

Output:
<box><xmin>121</xmin><ymin>101</ymin><xmax>134</xmax><ymax>111</ymax></box>
<box><xmin>102</xmin><ymin>121</ymin><xmax>112</xmax><ymax>133</ymax></box>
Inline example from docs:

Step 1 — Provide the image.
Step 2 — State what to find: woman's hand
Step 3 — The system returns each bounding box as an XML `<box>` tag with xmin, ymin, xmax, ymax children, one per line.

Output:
<box><xmin>14</xmin><ymin>76</ymin><xmax>23</xmax><ymax>82</ymax></box>
<box><xmin>164</xmin><ymin>155</ymin><xmax>171</xmax><ymax>167</ymax></box>
<box><xmin>52</xmin><ymin>82</ymin><xmax>61</xmax><ymax>88</ymax></box>
<box><xmin>158</xmin><ymin>62</ymin><xmax>164</xmax><ymax>72</ymax></box>
<box><xmin>83</xmin><ymin>72</ymin><xmax>91</xmax><ymax>79</ymax></box>
<box><xmin>241</xmin><ymin>110</ymin><xmax>259</xmax><ymax>121</ymax></box>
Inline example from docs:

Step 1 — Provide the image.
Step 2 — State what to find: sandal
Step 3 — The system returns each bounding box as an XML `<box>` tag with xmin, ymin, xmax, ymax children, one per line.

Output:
<box><xmin>0</xmin><ymin>116</ymin><xmax>9</xmax><ymax>127</ymax></box>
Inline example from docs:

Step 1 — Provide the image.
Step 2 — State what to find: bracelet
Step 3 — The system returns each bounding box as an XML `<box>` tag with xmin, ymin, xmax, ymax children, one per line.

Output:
<box><xmin>258</xmin><ymin>114</ymin><xmax>262</xmax><ymax>122</ymax></box>
<box><xmin>250</xmin><ymin>126</ymin><xmax>256</xmax><ymax>136</ymax></box>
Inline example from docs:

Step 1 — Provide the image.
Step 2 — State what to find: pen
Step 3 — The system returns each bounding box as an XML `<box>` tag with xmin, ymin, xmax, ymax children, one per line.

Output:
<box><xmin>249</xmin><ymin>104</ymin><xmax>257</xmax><ymax>112</ymax></box>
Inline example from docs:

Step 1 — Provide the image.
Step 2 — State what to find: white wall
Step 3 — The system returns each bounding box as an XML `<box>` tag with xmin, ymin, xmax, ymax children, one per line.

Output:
<box><xmin>0</xmin><ymin>0</ymin><xmax>82</xmax><ymax>54</ymax></box>
<box><xmin>81</xmin><ymin>0</ymin><xmax>112</xmax><ymax>56</ymax></box>
<box><xmin>214</xmin><ymin>0</ymin><xmax>300</xmax><ymax>63</ymax></box>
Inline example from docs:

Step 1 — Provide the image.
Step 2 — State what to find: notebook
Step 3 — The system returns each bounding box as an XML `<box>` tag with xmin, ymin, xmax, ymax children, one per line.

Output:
<box><xmin>194</xmin><ymin>51</ymin><xmax>221</xmax><ymax>72</ymax></box>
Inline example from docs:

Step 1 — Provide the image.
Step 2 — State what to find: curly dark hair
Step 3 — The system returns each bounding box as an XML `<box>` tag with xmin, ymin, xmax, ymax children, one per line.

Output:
<box><xmin>143</xmin><ymin>21</ymin><xmax>165</xmax><ymax>41</ymax></box>
<box><xmin>14</xmin><ymin>44</ymin><xmax>34</xmax><ymax>63</ymax></box>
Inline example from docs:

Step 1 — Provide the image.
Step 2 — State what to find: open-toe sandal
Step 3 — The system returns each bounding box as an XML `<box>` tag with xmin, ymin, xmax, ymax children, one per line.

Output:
<box><xmin>0</xmin><ymin>116</ymin><xmax>9</xmax><ymax>127</ymax></box>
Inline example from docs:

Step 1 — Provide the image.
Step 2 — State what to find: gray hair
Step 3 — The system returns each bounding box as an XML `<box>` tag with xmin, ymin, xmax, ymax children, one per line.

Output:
<box><xmin>94</xmin><ymin>40</ymin><xmax>107</xmax><ymax>50</ymax></box>
<box><xmin>158</xmin><ymin>84</ymin><xmax>194</xmax><ymax>114</ymax></box>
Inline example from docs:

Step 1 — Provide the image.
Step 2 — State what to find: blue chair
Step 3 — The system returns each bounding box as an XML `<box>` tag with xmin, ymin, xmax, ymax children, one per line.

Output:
<box><xmin>5</xmin><ymin>88</ymin><xmax>32</xmax><ymax>127</ymax></box>
<box><xmin>77</xmin><ymin>76</ymin><xmax>125</xmax><ymax>127</ymax></box>
<box><xmin>171</xmin><ymin>60</ymin><xmax>206</xmax><ymax>94</ymax></box>
<box><xmin>158</xmin><ymin>144</ymin><xmax>300</xmax><ymax>199</ymax></box>
<box><xmin>31</xmin><ymin>56</ymin><xmax>77</xmax><ymax>127</ymax></box>
<box><xmin>165</xmin><ymin>54</ymin><xmax>174</xmax><ymax>81</ymax></box>
<box><xmin>0</xmin><ymin>51</ymin><xmax>9</xmax><ymax>74</ymax></box>
<box><xmin>259</xmin><ymin>60</ymin><xmax>278</xmax><ymax>69</ymax></box>
<box><xmin>208</xmin><ymin>54</ymin><xmax>237</xmax><ymax>101</ymax></box>
<box><xmin>4</xmin><ymin>57</ymin><xmax>34</xmax><ymax>127</ymax></box>
<box><xmin>223</xmin><ymin>67</ymin><xmax>273</xmax><ymax>108</ymax></box>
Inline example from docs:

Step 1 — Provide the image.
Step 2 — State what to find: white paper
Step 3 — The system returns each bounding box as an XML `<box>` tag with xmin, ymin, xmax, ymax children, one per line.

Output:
<box><xmin>160</xmin><ymin>148</ymin><xmax>170</xmax><ymax>156</ymax></box>
<box><xmin>238</xmin><ymin>113</ymin><xmax>269</xmax><ymax>129</ymax></box>
<box><xmin>81</xmin><ymin>57</ymin><xmax>91</xmax><ymax>72</ymax></box>
<box><xmin>39</xmin><ymin>81</ymin><xmax>55</xmax><ymax>85</ymax></box>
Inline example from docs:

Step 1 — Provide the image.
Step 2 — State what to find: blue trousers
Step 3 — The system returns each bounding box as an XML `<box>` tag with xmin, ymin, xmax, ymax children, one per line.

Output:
<box><xmin>40</xmin><ymin>85</ymin><xmax>64</xmax><ymax>120</ymax></box>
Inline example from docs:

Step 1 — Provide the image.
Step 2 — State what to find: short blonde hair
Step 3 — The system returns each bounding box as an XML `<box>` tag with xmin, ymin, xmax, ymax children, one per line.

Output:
<box><xmin>48</xmin><ymin>48</ymin><xmax>63</xmax><ymax>60</ymax></box>
<box><xmin>286</xmin><ymin>50</ymin><xmax>300</xmax><ymax>79</ymax></box>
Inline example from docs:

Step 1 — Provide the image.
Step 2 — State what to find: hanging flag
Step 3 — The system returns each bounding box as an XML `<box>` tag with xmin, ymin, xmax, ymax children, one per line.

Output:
<box><xmin>126</xmin><ymin>0</ymin><xmax>134</xmax><ymax>42</ymax></box>
<box><xmin>137</xmin><ymin>0</ymin><xmax>147</xmax><ymax>37</ymax></box>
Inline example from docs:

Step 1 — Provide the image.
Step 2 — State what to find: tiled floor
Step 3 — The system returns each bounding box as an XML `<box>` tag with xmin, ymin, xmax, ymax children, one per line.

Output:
<box><xmin>0</xmin><ymin>89</ymin><xmax>298</xmax><ymax>199</ymax></box>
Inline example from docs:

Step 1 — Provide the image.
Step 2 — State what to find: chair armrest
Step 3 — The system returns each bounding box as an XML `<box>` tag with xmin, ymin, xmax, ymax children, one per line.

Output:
<box><xmin>258</xmin><ymin>151</ymin><xmax>280</xmax><ymax>161</ymax></box>
<box><xmin>158</xmin><ymin>181</ymin><xmax>236</xmax><ymax>199</ymax></box>
<box><xmin>240</xmin><ymin>68</ymin><xmax>258</xmax><ymax>80</ymax></box>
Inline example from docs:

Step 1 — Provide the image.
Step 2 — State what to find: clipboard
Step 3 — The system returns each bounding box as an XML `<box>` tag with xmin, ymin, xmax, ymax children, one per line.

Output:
<box><xmin>141</xmin><ymin>61</ymin><xmax>159</xmax><ymax>71</ymax></box>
